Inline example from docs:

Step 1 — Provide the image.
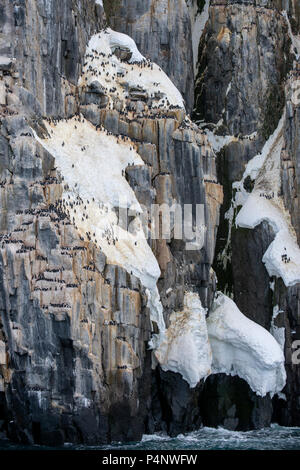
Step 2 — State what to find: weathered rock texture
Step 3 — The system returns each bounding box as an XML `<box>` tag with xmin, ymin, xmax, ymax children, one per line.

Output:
<box><xmin>0</xmin><ymin>0</ymin><xmax>300</xmax><ymax>446</ymax></box>
<box><xmin>0</xmin><ymin>0</ymin><xmax>222</xmax><ymax>445</ymax></box>
<box><xmin>106</xmin><ymin>0</ymin><xmax>195</xmax><ymax>113</ymax></box>
<box><xmin>194</xmin><ymin>0</ymin><xmax>300</xmax><ymax>428</ymax></box>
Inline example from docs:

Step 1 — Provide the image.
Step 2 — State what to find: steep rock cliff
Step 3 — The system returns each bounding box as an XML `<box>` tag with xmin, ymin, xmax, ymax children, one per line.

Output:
<box><xmin>194</xmin><ymin>0</ymin><xmax>300</xmax><ymax>427</ymax></box>
<box><xmin>0</xmin><ymin>0</ymin><xmax>299</xmax><ymax>445</ymax></box>
<box><xmin>0</xmin><ymin>0</ymin><xmax>222</xmax><ymax>444</ymax></box>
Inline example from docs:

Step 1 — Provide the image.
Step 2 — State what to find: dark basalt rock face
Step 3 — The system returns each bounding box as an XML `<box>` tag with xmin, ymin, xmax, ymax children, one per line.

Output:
<box><xmin>195</xmin><ymin>0</ymin><xmax>300</xmax><ymax>429</ymax></box>
<box><xmin>231</xmin><ymin>222</ymin><xmax>275</xmax><ymax>330</ymax></box>
<box><xmin>0</xmin><ymin>0</ymin><xmax>299</xmax><ymax>446</ymax></box>
<box><xmin>0</xmin><ymin>0</ymin><xmax>153</xmax><ymax>446</ymax></box>
<box><xmin>105</xmin><ymin>0</ymin><xmax>195</xmax><ymax>114</ymax></box>
<box><xmin>148</xmin><ymin>367</ymin><xmax>204</xmax><ymax>437</ymax></box>
<box><xmin>0</xmin><ymin>0</ymin><xmax>221</xmax><ymax>446</ymax></box>
<box><xmin>194</xmin><ymin>1</ymin><xmax>292</xmax><ymax>136</ymax></box>
<box><xmin>199</xmin><ymin>374</ymin><xmax>273</xmax><ymax>432</ymax></box>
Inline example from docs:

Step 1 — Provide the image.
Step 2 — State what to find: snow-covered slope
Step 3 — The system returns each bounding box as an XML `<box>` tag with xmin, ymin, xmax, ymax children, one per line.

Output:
<box><xmin>34</xmin><ymin>116</ymin><xmax>166</xmax><ymax>345</ymax></box>
<box><xmin>155</xmin><ymin>292</ymin><xmax>212</xmax><ymax>387</ymax></box>
<box><xmin>235</xmin><ymin>112</ymin><xmax>300</xmax><ymax>287</ymax></box>
<box><xmin>32</xmin><ymin>27</ymin><xmax>287</xmax><ymax>398</ymax></box>
<box><xmin>79</xmin><ymin>28</ymin><xmax>185</xmax><ymax>110</ymax></box>
<box><xmin>34</xmin><ymin>112</ymin><xmax>287</xmax><ymax>395</ymax></box>
<box><xmin>207</xmin><ymin>293</ymin><xmax>286</xmax><ymax>397</ymax></box>
<box><xmin>283</xmin><ymin>10</ymin><xmax>300</xmax><ymax>60</ymax></box>
<box><xmin>31</xmin><ymin>27</ymin><xmax>193</xmax><ymax>372</ymax></box>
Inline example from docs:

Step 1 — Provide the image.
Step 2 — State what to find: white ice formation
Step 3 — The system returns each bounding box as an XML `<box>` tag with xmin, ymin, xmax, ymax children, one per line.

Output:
<box><xmin>154</xmin><ymin>292</ymin><xmax>212</xmax><ymax>387</ymax></box>
<box><xmin>155</xmin><ymin>290</ymin><xmax>286</xmax><ymax>395</ymax></box>
<box><xmin>207</xmin><ymin>293</ymin><xmax>286</xmax><ymax>397</ymax></box>
<box><xmin>235</xmin><ymin>112</ymin><xmax>300</xmax><ymax>287</ymax></box>
<box><xmin>79</xmin><ymin>28</ymin><xmax>185</xmax><ymax>110</ymax></box>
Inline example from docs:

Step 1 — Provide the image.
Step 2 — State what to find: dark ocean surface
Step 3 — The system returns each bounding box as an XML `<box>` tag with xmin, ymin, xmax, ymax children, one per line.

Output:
<box><xmin>0</xmin><ymin>424</ymin><xmax>300</xmax><ymax>450</ymax></box>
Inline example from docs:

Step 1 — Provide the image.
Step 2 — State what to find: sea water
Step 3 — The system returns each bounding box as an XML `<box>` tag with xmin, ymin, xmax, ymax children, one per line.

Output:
<box><xmin>0</xmin><ymin>424</ymin><xmax>300</xmax><ymax>450</ymax></box>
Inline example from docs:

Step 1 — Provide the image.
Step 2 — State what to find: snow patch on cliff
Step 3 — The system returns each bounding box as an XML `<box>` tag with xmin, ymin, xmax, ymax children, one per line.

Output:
<box><xmin>188</xmin><ymin>0</ymin><xmax>210</xmax><ymax>73</ymax></box>
<box><xmin>235</xmin><ymin>112</ymin><xmax>300</xmax><ymax>287</ymax></box>
<box><xmin>79</xmin><ymin>28</ymin><xmax>185</xmax><ymax>109</ymax></box>
<box><xmin>270</xmin><ymin>305</ymin><xmax>285</xmax><ymax>352</ymax></box>
<box><xmin>233</xmin><ymin>112</ymin><xmax>285</xmax><ymax>207</ymax></box>
<box><xmin>263</xmin><ymin>229</ymin><xmax>300</xmax><ymax>287</ymax></box>
<box><xmin>283</xmin><ymin>11</ymin><xmax>300</xmax><ymax>60</ymax></box>
<box><xmin>154</xmin><ymin>290</ymin><xmax>286</xmax><ymax>396</ymax></box>
<box><xmin>207</xmin><ymin>293</ymin><xmax>286</xmax><ymax>397</ymax></box>
<box><xmin>106</xmin><ymin>29</ymin><xmax>145</xmax><ymax>63</ymax></box>
<box><xmin>205</xmin><ymin>130</ymin><xmax>237</xmax><ymax>153</ymax></box>
<box><xmin>33</xmin><ymin>116</ymin><xmax>166</xmax><ymax>344</ymax></box>
<box><xmin>147</xmin><ymin>286</ymin><xmax>166</xmax><ymax>350</ymax></box>
<box><xmin>155</xmin><ymin>292</ymin><xmax>212</xmax><ymax>387</ymax></box>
